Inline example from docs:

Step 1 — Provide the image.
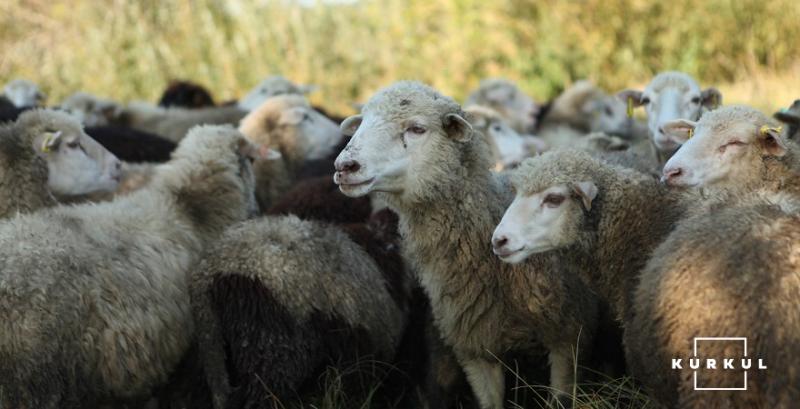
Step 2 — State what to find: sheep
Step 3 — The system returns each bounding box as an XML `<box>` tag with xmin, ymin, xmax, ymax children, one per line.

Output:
<box><xmin>774</xmin><ymin>99</ymin><xmax>800</xmax><ymax>141</ymax></box>
<box><xmin>158</xmin><ymin>80</ymin><xmax>215</xmax><ymax>108</ymax></box>
<box><xmin>190</xmin><ymin>213</ymin><xmax>408</xmax><ymax>408</ymax></box>
<box><xmin>490</xmin><ymin>149</ymin><xmax>688</xmax><ymax>406</ymax></box>
<box><xmin>535</xmin><ymin>80</ymin><xmax>649</xmax><ymax>151</ymax></box>
<box><xmin>239</xmin><ymin>94</ymin><xmax>343</xmax><ymax>209</ymax></box>
<box><xmin>0</xmin><ymin>125</ymin><xmax>261</xmax><ymax>409</ymax></box>
<box><xmin>60</xmin><ymin>92</ymin><xmax>248</xmax><ymax>143</ymax></box>
<box><xmin>85</xmin><ymin>125</ymin><xmax>176</xmax><ymax>163</ymax></box>
<box><xmin>2</xmin><ymin>78</ymin><xmax>45</xmax><ymax>108</ymax></box>
<box><xmin>465</xmin><ymin>78</ymin><xmax>540</xmax><ymax>134</ymax></box>
<box><xmin>333</xmin><ymin>81</ymin><xmax>599</xmax><ymax>408</ymax></box>
<box><xmin>629</xmin><ymin>201</ymin><xmax>800</xmax><ymax>408</ymax></box>
<box><xmin>238</xmin><ymin>75</ymin><xmax>317</xmax><ymax>111</ymax></box>
<box><xmin>59</xmin><ymin>91</ymin><xmax>120</xmax><ymax>127</ymax></box>
<box><xmin>617</xmin><ymin>71</ymin><xmax>722</xmax><ymax>165</ymax></box>
<box><xmin>112</xmin><ymin>102</ymin><xmax>248</xmax><ymax>143</ymax></box>
<box><xmin>464</xmin><ymin>105</ymin><xmax>546</xmax><ymax>170</ymax></box>
<box><xmin>0</xmin><ymin>109</ymin><xmax>121</xmax><ymax>218</ymax></box>
<box><xmin>660</xmin><ymin>105</ymin><xmax>800</xmax><ymax>199</ymax></box>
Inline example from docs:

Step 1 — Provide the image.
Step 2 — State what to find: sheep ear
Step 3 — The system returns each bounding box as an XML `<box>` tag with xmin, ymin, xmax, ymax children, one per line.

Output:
<box><xmin>661</xmin><ymin>119</ymin><xmax>698</xmax><ymax>145</ymax></box>
<box><xmin>700</xmin><ymin>88</ymin><xmax>722</xmax><ymax>110</ymax></box>
<box><xmin>36</xmin><ymin>130</ymin><xmax>63</xmax><ymax>153</ymax></box>
<box><xmin>616</xmin><ymin>90</ymin><xmax>644</xmax><ymax>106</ymax></box>
<box><xmin>572</xmin><ymin>181</ymin><xmax>598</xmax><ymax>211</ymax></box>
<box><xmin>340</xmin><ymin>114</ymin><xmax>363</xmax><ymax>137</ymax></box>
<box><xmin>774</xmin><ymin>102</ymin><xmax>800</xmax><ymax>124</ymax></box>
<box><xmin>758</xmin><ymin>125</ymin><xmax>787</xmax><ymax>157</ymax></box>
<box><xmin>443</xmin><ymin>113</ymin><xmax>473</xmax><ymax>143</ymax></box>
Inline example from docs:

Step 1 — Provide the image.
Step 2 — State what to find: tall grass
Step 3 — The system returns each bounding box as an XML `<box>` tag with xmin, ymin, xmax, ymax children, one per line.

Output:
<box><xmin>2</xmin><ymin>0</ymin><xmax>798</xmax><ymax>114</ymax></box>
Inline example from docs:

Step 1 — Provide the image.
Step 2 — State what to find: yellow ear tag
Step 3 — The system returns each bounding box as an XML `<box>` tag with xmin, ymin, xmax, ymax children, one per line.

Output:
<box><xmin>41</xmin><ymin>134</ymin><xmax>54</xmax><ymax>153</ymax></box>
<box><xmin>626</xmin><ymin>97</ymin><xmax>634</xmax><ymax>118</ymax></box>
<box><xmin>760</xmin><ymin>125</ymin><xmax>783</xmax><ymax>136</ymax></box>
<box><xmin>687</xmin><ymin>128</ymin><xmax>694</xmax><ymax>139</ymax></box>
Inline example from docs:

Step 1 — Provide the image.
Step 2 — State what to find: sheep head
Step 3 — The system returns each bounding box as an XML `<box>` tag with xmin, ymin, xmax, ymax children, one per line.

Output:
<box><xmin>661</xmin><ymin>105</ymin><xmax>791</xmax><ymax>192</ymax></box>
<box><xmin>465</xmin><ymin>78</ymin><xmax>539</xmax><ymax>134</ymax></box>
<box><xmin>492</xmin><ymin>150</ymin><xmax>599</xmax><ymax>264</ymax></box>
<box><xmin>16</xmin><ymin>109</ymin><xmax>122</xmax><ymax>196</ymax></box>
<box><xmin>334</xmin><ymin>81</ymin><xmax>473</xmax><ymax>199</ymax></box>
<box><xmin>617</xmin><ymin>71</ymin><xmax>721</xmax><ymax>153</ymax></box>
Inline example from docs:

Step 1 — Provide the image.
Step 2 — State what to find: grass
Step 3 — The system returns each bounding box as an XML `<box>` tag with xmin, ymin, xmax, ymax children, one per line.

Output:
<box><xmin>1</xmin><ymin>0</ymin><xmax>799</xmax><ymax>115</ymax></box>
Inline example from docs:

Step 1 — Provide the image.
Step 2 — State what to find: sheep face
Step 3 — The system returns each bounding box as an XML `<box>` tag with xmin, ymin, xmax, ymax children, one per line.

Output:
<box><xmin>3</xmin><ymin>79</ymin><xmax>45</xmax><ymax>108</ymax></box>
<box><xmin>618</xmin><ymin>71</ymin><xmax>721</xmax><ymax>153</ymax></box>
<box><xmin>661</xmin><ymin>106</ymin><xmax>787</xmax><ymax>190</ymax></box>
<box><xmin>492</xmin><ymin>182</ymin><xmax>596</xmax><ymax>264</ymax></box>
<box><xmin>59</xmin><ymin>92</ymin><xmax>119</xmax><ymax>127</ymax></box>
<box><xmin>18</xmin><ymin>110</ymin><xmax>122</xmax><ymax>196</ymax></box>
<box><xmin>334</xmin><ymin>81</ymin><xmax>471</xmax><ymax>198</ymax></box>
<box><xmin>467</xmin><ymin>106</ymin><xmax>541</xmax><ymax>169</ymax></box>
<box><xmin>238</xmin><ymin>76</ymin><xmax>316</xmax><ymax>111</ymax></box>
<box><xmin>587</xmin><ymin>95</ymin><xmax>631</xmax><ymax>136</ymax></box>
<box><xmin>466</xmin><ymin>79</ymin><xmax>539</xmax><ymax>133</ymax></box>
<box><xmin>279</xmin><ymin>105</ymin><xmax>342</xmax><ymax>160</ymax></box>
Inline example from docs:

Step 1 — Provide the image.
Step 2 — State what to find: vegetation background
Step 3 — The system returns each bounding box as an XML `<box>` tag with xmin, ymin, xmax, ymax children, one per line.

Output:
<box><xmin>2</xmin><ymin>0</ymin><xmax>798</xmax><ymax>115</ymax></box>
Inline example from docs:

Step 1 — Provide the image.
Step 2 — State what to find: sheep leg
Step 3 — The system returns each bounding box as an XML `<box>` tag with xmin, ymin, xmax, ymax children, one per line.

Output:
<box><xmin>548</xmin><ymin>348</ymin><xmax>576</xmax><ymax>406</ymax></box>
<box><xmin>460</xmin><ymin>357</ymin><xmax>504</xmax><ymax>409</ymax></box>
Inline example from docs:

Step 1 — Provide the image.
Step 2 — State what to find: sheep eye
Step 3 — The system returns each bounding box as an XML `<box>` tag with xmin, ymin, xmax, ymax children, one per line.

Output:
<box><xmin>604</xmin><ymin>106</ymin><xmax>613</xmax><ymax>116</ymax></box>
<box><xmin>66</xmin><ymin>140</ymin><xmax>81</xmax><ymax>149</ymax></box>
<box><xmin>718</xmin><ymin>140</ymin><xmax>746</xmax><ymax>153</ymax></box>
<box><xmin>641</xmin><ymin>97</ymin><xmax>651</xmax><ymax>105</ymax></box>
<box><xmin>492</xmin><ymin>125</ymin><xmax>503</xmax><ymax>132</ymax></box>
<box><xmin>407</xmin><ymin>125</ymin><xmax>427</xmax><ymax>135</ymax></box>
<box><xmin>542</xmin><ymin>193</ymin><xmax>565</xmax><ymax>207</ymax></box>
<box><xmin>691</xmin><ymin>97</ymin><xmax>701</xmax><ymax>104</ymax></box>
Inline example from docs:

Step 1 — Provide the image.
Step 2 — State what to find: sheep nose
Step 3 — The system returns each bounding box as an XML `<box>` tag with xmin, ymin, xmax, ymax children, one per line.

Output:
<box><xmin>661</xmin><ymin>167</ymin><xmax>683</xmax><ymax>184</ymax></box>
<box><xmin>492</xmin><ymin>235</ymin><xmax>509</xmax><ymax>250</ymax></box>
<box><xmin>335</xmin><ymin>159</ymin><xmax>361</xmax><ymax>173</ymax></box>
<box><xmin>658</xmin><ymin>126</ymin><xmax>665</xmax><ymax>135</ymax></box>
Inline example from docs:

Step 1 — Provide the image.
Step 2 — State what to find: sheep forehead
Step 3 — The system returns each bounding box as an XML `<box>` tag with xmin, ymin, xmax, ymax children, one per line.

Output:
<box><xmin>17</xmin><ymin>109</ymin><xmax>83</xmax><ymax>136</ymax></box>
<box><xmin>646</xmin><ymin>71</ymin><xmax>700</xmax><ymax>95</ymax></box>
<box><xmin>362</xmin><ymin>81</ymin><xmax>460</xmax><ymax>122</ymax></box>
<box><xmin>512</xmin><ymin>150</ymin><xmax>599</xmax><ymax>195</ymax></box>
<box><xmin>177</xmin><ymin>125</ymin><xmax>244</xmax><ymax>159</ymax></box>
<box><xmin>696</xmin><ymin>105</ymin><xmax>772</xmax><ymax>141</ymax></box>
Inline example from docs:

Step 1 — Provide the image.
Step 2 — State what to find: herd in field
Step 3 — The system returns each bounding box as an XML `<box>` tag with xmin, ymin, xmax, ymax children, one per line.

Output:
<box><xmin>0</xmin><ymin>71</ymin><xmax>799</xmax><ymax>409</ymax></box>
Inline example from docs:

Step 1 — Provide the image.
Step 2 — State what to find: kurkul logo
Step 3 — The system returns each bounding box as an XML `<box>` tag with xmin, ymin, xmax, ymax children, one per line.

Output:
<box><xmin>672</xmin><ymin>337</ymin><xmax>767</xmax><ymax>391</ymax></box>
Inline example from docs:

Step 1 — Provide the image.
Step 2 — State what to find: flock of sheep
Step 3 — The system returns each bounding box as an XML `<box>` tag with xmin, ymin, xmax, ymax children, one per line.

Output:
<box><xmin>0</xmin><ymin>71</ymin><xmax>798</xmax><ymax>409</ymax></box>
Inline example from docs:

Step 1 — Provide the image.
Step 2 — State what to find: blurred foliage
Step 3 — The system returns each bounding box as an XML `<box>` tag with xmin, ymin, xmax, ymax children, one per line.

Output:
<box><xmin>1</xmin><ymin>0</ymin><xmax>798</xmax><ymax>114</ymax></box>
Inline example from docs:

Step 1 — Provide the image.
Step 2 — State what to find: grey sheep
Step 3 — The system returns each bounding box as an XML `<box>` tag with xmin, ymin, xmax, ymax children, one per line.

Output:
<box><xmin>0</xmin><ymin>125</ymin><xmax>260</xmax><ymax>409</ymax></box>
<box><xmin>334</xmin><ymin>81</ymin><xmax>598</xmax><ymax>408</ymax></box>
<box><xmin>0</xmin><ymin>109</ymin><xmax>121</xmax><ymax>219</ymax></box>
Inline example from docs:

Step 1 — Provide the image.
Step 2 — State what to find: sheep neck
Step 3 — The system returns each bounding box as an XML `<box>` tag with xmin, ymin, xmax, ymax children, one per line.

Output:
<box><xmin>0</xmin><ymin>145</ymin><xmax>54</xmax><ymax>219</ymax></box>
<box><xmin>570</xmin><ymin>168</ymin><xmax>685</xmax><ymax>324</ymax></box>
<box><xmin>384</xmin><ymin>167</ymin><xmax>565</xmax><ymax>356</ymax></box>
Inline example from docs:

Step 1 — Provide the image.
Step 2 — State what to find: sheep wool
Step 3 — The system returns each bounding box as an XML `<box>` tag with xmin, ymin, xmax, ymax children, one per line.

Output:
<box><xmin>0</xmin><ymin>125</ymin><xmax>258</xmax><ymax>409</ymax></box>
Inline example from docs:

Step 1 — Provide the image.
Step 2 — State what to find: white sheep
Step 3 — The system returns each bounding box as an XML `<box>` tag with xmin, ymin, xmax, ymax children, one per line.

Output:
<box><xmin>464</xmin><ymin>105</ymin><xmax>546</xmax><ymax>170</ymax></box>
<box><xmin>0</xmin><ymin>125</ymin><xmax>261</xmax><ymax>409</ymax></box>
<box><xmin>465</xmin><ymin>78</ymin><xmax>540</xmax><ymax>134</ymax></box>
<box><xmin>617</xmin><ymin>71</ymin><xmax>722</xmax><ymax>159</ymax></box>
<box><xmin>2</xmin><ymin>79</ymin><xmax>46</xmax><ymax>108</ymax></box>
<box><xmin>490</xmin><ymin>150</ymin><xmax>689</xmax><ymax>407</ymax></box>
<box><xmin>238</xmin><ymin>75</ymin><xmax>317</xmax><ymax>111</ymax></box>
<box><xmin>0</xmin><ymin>109</ymin><xmax>121</xmax><ymax>218</ymax></box>
<box><xmin>334</xmin><ymin>81</ymin><xmax>598</xmax><ymax>408</ymax></box>
<box><xmin>660</xmin><ymin>105</ymin><xmax>800</xmax><ymax>198</ymax></box>
<box><xmin>59</xmin><ymin>92</ymin><xmax>121</xmax><ymax>127</ymax></box>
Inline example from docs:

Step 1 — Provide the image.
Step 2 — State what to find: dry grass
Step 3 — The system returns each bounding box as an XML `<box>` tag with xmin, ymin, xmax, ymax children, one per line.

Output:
<box><xmin>1</xmin><ymin>0</ymin><xmax>799</xmax><ymax>116</ymax></box>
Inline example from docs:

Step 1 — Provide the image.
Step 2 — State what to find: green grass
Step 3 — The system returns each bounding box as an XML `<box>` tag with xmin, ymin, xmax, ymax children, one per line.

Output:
<box><xmin>1</xmin><ymin>0</ymin><xmax>799</xmax><ymax>115</ymax></box>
